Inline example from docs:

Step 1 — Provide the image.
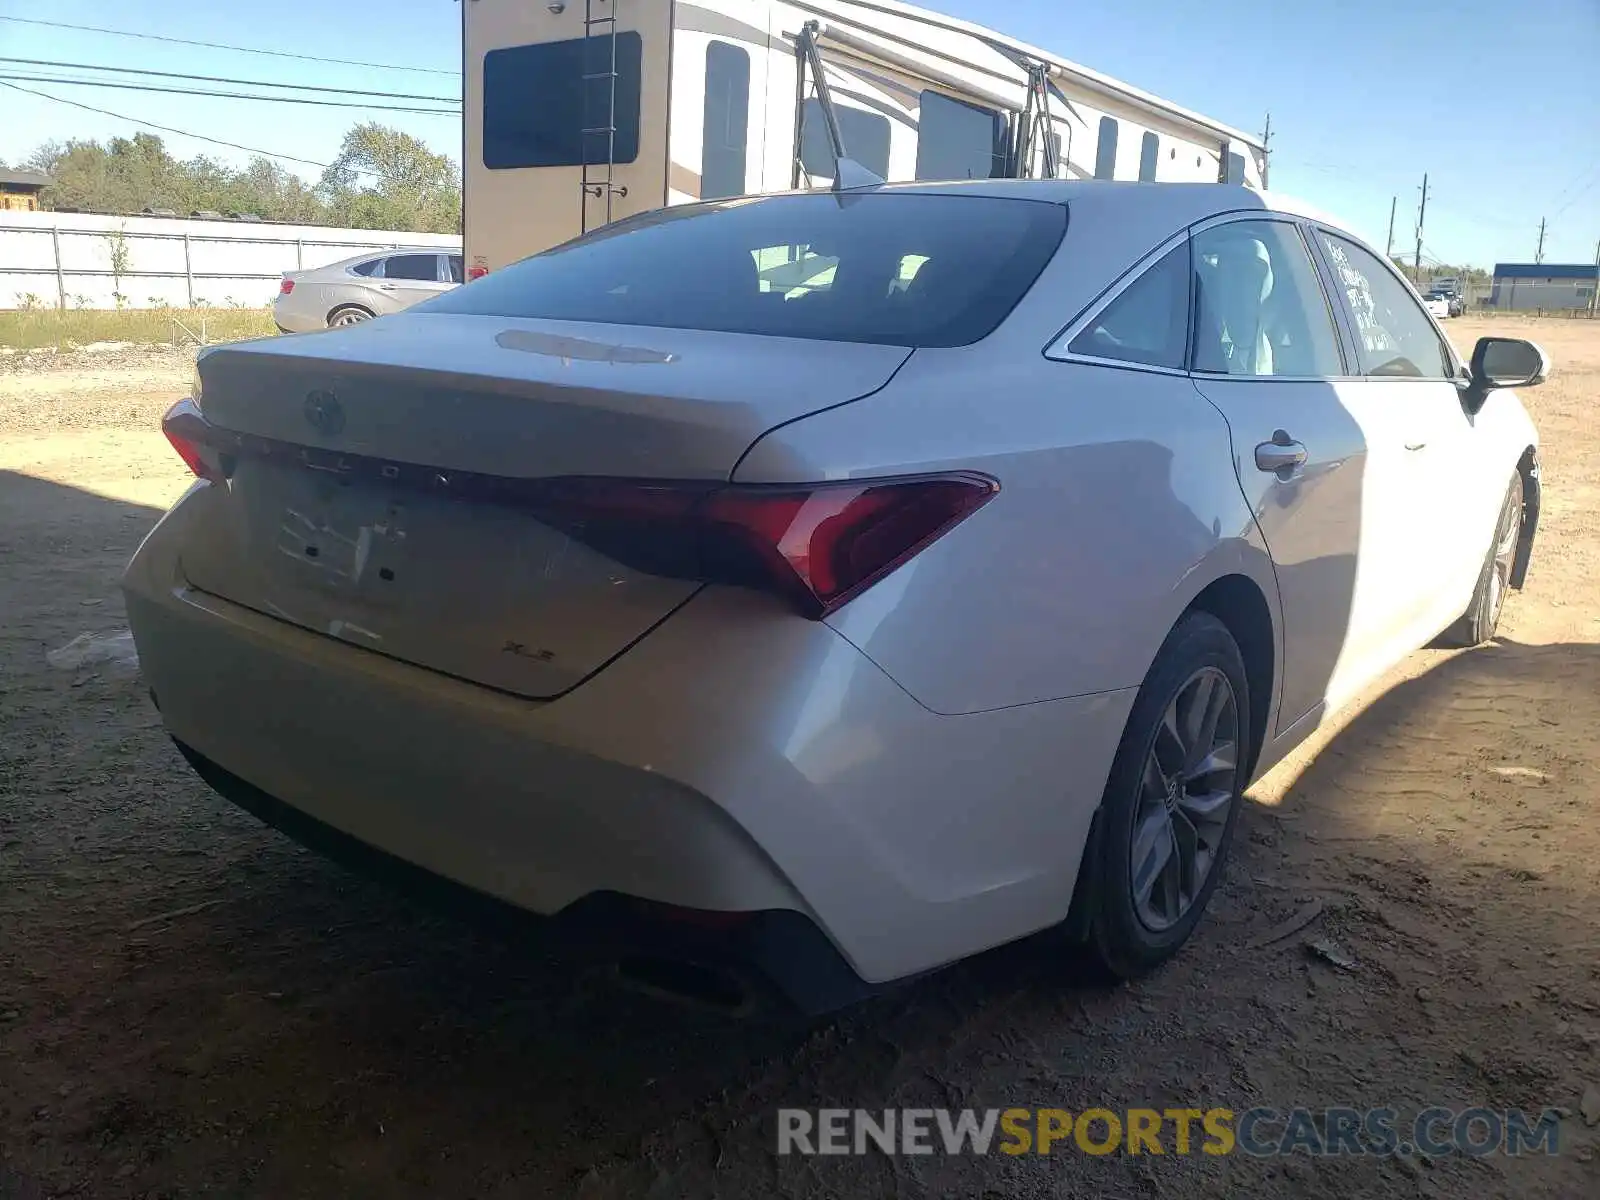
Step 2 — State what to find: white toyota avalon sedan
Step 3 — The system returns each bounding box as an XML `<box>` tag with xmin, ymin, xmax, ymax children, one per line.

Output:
<box><xmin>125</xmin><ymin>182</ymin><xmax>1545</xmax><ymax>1012</ymax></box>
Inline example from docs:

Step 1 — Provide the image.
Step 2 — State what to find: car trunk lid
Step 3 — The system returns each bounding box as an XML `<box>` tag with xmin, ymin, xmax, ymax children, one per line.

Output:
<box><xmin>176</xmin><ymin>312</ymin><xmax>910</xmax><ymax>698</ymax></box>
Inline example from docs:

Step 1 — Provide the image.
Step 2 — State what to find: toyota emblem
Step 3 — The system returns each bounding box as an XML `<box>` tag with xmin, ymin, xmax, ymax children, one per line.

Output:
<box><xmin>303</xmin><ymin>389</ymin><xmax>345</xmax><ymax>435</ymax></box>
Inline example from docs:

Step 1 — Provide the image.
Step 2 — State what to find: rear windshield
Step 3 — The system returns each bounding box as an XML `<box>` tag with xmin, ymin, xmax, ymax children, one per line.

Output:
<box><xmin>422</xmin><ymin>192</ymin><xmax>1066</xmax><ymax>347</ymax></box>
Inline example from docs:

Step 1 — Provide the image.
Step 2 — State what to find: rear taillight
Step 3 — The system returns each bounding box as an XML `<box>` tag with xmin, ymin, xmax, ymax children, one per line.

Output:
<box><xmin>149</xmin><ymin>399</ymin><xmax>996</xmax><ymax>617</ymax></box>
<box><xmin>278</xmin><ymin>277</ymin><xmax>295</xmax><ymax>295</ymax></box>
<box><xmin>162</xmin><ymin>399</ymin><xmax>222</xmax><ymax>482</ymax></box>
<box><xmin>467</xmin><ymin>265</ymin><xmax>488</xmax><ymax>280</ymax></box>
<box><xmin>531</xmin><ymin>474</ymin><xmax>998</xmax><ymax>618</ymax></box>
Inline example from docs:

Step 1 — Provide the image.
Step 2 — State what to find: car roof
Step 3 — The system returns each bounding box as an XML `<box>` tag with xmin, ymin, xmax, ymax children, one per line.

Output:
<box><xmin>843</xmin><ymin>179</ymin><xmax>1363</xmax><ymax>243</ymax></box>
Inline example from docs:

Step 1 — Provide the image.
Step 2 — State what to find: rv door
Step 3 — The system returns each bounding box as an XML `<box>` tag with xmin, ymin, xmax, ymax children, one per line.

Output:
<box><xmin>464</xmin><ymin>0</ymin><xmax>671</xmax><ymax>272</ymax></box>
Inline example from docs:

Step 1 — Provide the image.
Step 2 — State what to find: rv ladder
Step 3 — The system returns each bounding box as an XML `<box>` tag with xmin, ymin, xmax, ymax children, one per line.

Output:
<box><xmin>580</xmin><ymin>0</ymin><xmax>627</xmax><ymax>232</ymax></box>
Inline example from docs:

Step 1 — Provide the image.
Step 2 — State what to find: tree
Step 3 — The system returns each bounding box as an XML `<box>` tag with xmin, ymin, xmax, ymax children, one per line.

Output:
<box><xmin>316</xmin><ymin>123</ymin><xmax>461</xmax><ymax>234</ymax></box>
<box><xmin>20</xmin><ymin>124</ymin><xmax>460</xmax><ymax>233</ymax></box>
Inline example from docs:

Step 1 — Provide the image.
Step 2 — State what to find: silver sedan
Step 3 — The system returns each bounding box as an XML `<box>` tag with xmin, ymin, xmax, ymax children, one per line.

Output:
<box><xmin>131</xmin><ymin>182</ymin><xmax>1544</xmax><ymax>1012</ymax></box>
<box><xmin>272</xmin><ymin>248</ymin><xmax>463</xmax><ymax>333</ymax></box>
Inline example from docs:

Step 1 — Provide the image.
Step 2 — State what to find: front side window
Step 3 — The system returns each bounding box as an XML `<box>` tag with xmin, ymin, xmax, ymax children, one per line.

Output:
<box><xmin>482</xmin><ymin>34</ymin><xmax>643</xmax><ymax>169</ymax></box>
<box><xmin>419</xmin><ymin>192</ymin><xmax>1066</xmax><ymax>348</ymax></box>
<box><xmin>447</xmin><ymin>255</ymin><xmax>464</xmax><ymax>284</ymax></box>
<box><xmin>1192</xmin><ymin>220</ymin><xmax>1344</xmax><ymax>378</ymax></box>
<box><xmin>915</xmin><ymin>90</ymin><xmax>1006</xmax><ymax>181</ymax></box>
<box><xmin>1317</xmin><ymin>232</ymin><xmax>1453</xmax><ymax>379</ymax></box>
<box><xmin>1094</xmin><ymin>117</ymin><xmax>1118</xmax><ymax>179</ymax></box>
<box><xmin>383</xmin><ymin>254</ymin><xmax>441</xmax><ymax>282</ymax></box>
<box><xmin>701</xmin><ymin>42</ymin><xmax>750</xmax><ymax>200</ymax></box>
<box><xmin>1067</xmin><ymin>243</ymin><xmax>1189</xmax><ymax>369</ymax></box>
<box><xmin>799</xmin><ymin>100</ymin><xmax>892</xmax><ymax>181</ymax></box>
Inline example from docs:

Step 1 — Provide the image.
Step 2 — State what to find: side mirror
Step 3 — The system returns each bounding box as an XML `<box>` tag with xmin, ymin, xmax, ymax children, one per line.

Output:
<box><xmin>1462</xmin><ymin>336</ymin><xmax>1549</xmax><ymax>414</ymax></box>
<box><xmin>1472</xmin><ymin>337</ymin><xmax>1549</xmax><ymax>388</ymax></box>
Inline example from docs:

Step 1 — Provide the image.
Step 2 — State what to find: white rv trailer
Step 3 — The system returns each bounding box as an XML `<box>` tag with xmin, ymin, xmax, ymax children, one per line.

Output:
<box><xmin>461</xmin><ymin>0</ymin><xmax>1267</xmax><ymax>275</ymax></box>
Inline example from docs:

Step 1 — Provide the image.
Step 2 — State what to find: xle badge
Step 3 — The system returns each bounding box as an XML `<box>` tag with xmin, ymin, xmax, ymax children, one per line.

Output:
<box><xmin>503</xmin><ymin>640</ymin><xmax>556</xmax><ymax>663</ymax></box>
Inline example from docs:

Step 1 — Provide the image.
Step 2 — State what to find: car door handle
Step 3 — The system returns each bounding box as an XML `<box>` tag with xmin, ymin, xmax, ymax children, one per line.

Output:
<box><xmin>1255</xmin><ymin>436</ymin><xmax>1308</xmax><ymax>474</ymax></box>
<box><xmin>1405</xmin><ymin>441</ymin><xmax>1427</xmax><ymax>451</ymax></box>
<box><xmin>377</xmin><ymin>283</ymin><xmax>398</xmax><ymax>291</ymax></box>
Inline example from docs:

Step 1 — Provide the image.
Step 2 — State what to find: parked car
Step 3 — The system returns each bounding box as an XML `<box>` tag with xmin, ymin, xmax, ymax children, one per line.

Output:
<box><xmin>129</xmin><ymin>182</ymin><xmax>1545</xmax><ymax>1013</ymax></box>
<box><xmin>273</xmin><ymin>248</ymin><xmax>464</xmax><ymax>333</ymax></box>
<box><xmin>1423</xmin><ymin>291</ymin><xmax>1452</xmax><ymax>319</ymax></box>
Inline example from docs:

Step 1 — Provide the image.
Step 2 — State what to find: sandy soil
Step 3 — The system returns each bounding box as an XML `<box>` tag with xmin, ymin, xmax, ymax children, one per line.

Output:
<box><xmin>1</xmin><ymin>322</ymin><xmax>1597</xmax><ymax>1199</ymax></box>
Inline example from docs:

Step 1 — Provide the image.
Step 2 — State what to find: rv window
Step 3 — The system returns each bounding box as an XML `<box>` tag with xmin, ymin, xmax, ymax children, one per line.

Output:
<box><xmin>482</xmin><ymin>34</ymin><xmax>643</xmax><ymax>170</ymax></box>
<box><xmin>1227</xmin><ymin>152</ymin><xmax>1247</xmax><ymax>184</ymax></box>
<box><xmin>799</xmin><ymin>100</ymin><xmax>891</xmax><ymax>181</ymax></box>
<box><xmin>701</xmin><ymin>42</ymin><xmax>750</xmax><ymax>200</ymax></box>
<box><xmin>1094</xmin><ymin>117</ymin><xmax>1118</xmax><ymax>179</ymax></box>
<box><xmin>1138</xmin><ymin>132</ymin><xmax>1159</xmax><ymax>182</ymax></box>
<box><xmin>419</xmin><ymin>192</ymin><xmax>1066</xmax><ymax>348</ymax></box>
<box><xmin>915</xmin><ymin>91</ymin><xmax>1006</xmax><ymax>181</ymax></box>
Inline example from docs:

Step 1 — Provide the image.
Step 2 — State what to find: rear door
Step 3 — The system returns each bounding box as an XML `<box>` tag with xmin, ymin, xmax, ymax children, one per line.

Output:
<box><xmin>372</xmin><ymin>253</ymin><xmax>450</xmax><ymax>313</ymax></box>
<box><xmin>1186</xmin><ymin>215</ymin><xmax>1422</xmax><ymax>728</ymax></box>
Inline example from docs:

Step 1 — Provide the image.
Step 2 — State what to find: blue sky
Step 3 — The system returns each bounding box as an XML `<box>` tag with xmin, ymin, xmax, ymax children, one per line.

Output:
<box><xmin>2</xmin><ymin>0</ymin><xmax>1595</xmax><ymax>267</ymax></box>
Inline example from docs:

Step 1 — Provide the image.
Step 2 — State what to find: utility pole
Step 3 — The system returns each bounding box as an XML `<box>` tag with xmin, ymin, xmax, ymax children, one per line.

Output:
<box><xmin>1535</xmin><ymin>218</ymin><xmax>1547</xmax><ymax>265</ymax></box>
<box><xmin>1590</xmin><ymin>238</ymin><xmax>1599</xmax><ymax>317</ymax></box>
<box><xmin>1260</xmin><ymin>112</ymin><xmax>1272</xmax><ymax>187</ymax></box>
<box><xmin>1385</xmin><ymin>196</ymin><xmax>1398</xmax><ymax>257</ymax></box>
<box><xmin>1413</xmin><ymin>173</ymin><xmax>1429</xmax><ymax>285</ymax></box>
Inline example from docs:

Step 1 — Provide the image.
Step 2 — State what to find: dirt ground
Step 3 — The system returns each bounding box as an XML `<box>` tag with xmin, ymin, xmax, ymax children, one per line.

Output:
<box><xmin>2</xmin><ymin>321</ymin><xmax>1597</xmax><ymax>1199</ymax></box>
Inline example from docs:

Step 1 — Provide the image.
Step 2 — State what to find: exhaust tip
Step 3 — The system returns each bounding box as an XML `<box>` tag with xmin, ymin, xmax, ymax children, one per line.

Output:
<box><xmin>611</xmin><ymin>955</ymin><xmax>754</xmax><ymax>1016</ymax></box>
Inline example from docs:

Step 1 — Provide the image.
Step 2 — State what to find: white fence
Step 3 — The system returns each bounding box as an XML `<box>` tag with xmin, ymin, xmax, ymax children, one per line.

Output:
<box><xmin>1</xmin><ymin>211</ymin><xmax>461</xmax><ymax>310</ymax></box>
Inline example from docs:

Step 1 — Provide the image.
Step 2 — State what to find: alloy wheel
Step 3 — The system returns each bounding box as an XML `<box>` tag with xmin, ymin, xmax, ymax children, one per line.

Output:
<box><xmin>1129</xmin><ymin>666</ymin><xmax>1240</xmax><ymax>932</ymax></box>
<box><xmin>1486</xmin><ymin>484</ymin><xmax>1521</xmax><ymax>627</ymax></box>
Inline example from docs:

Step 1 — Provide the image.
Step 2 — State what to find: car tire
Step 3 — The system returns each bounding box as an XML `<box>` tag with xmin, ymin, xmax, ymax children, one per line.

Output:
<box><xmin>327</xmin><ymin>305</ymin><xmax>374</xmax><ymax>327</ymax></box>
<box><xmin>1434</xmin><ymin>473</ymin><xmax>1522</xmax><ymax>648</ymax></box>
<box><xmin>1086</xmin><ymin>611</ymin><xmax>1251</xmax><ymax>980</ymax></box>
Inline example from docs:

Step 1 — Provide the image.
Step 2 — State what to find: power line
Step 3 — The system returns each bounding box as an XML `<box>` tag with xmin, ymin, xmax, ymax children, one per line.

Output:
<box><xmin>0</xmin><ymin>79</ymin><xmax>334</xmax><ymax>170</ymax></box>
<box><xmin>0</xmin><ymin>72</ymin><xmax>459</xmax><ymax>115</ymax></box>
<box><xmin>0</xmin><ymin>15</ymin><xmax>457</xmax><ymax>77</ymax></box>
<box><xmin>0</xmin><ymin>56</ymin><xmax>460</xmax><ymax>105</ymax></box>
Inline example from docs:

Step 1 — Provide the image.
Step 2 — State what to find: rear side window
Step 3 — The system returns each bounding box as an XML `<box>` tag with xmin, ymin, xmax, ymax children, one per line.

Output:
<box><xmin>799</xmin><ymin>100</ymin><xmax>891</xmax><ymax>181</ymax></box>
<box><xmin>482</xmin><ymin>34</ymin><xmax>643</xmax><ymax>169</ymax></box>
<box><xmin>1068</xmin><ymin>243</ymin><xmax>1189</xmax><ymax>369</ymax></box>
<box><xmin>447</xmin><ymin>255</ymin><xmax>464</xmax><ymax>284</ymax></box>
<box><xmin>419</xmin><ymin>192</ymin><xmax>1066</xmax><ymax>348</ymax></box>
<box><xmin>383</xmin><ymin>254</ymin><xmax>440</xmax><ymax>282</ymax></box>
<box><xmin>1193</xmin><ymin>220</ymin><xmax>1343</xmax><ymax>377</ymax></box>
<box><xmin>915</xmin><ymin>91</ymin><xmax>1007</xmax><ymax>181</ymax></box>
<box><xmin>350</xmin><ymin>258</ymin><xmax>381</xmax><ymax>277</ymax></box>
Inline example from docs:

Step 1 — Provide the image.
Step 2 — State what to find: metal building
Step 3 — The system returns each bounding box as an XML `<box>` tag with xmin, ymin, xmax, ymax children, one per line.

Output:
<box><xmin>1488</xmin><ymin>262</ymin><xmax>1599</xmax><ymax>313</ymax></box>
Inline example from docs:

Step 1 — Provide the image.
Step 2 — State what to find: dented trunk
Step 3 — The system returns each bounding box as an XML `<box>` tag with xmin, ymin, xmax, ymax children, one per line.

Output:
<box><xmin>176</xmin><ymin>312</ymin><xmax>910</xmax><ymax>698</ymax></box>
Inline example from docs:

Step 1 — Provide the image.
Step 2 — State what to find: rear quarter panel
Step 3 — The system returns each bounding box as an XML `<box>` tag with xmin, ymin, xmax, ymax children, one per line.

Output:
<box><xmin>734</xmin><ymin>350</ymin><xmax>1282</xmax><ymax>717</ymax></box>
